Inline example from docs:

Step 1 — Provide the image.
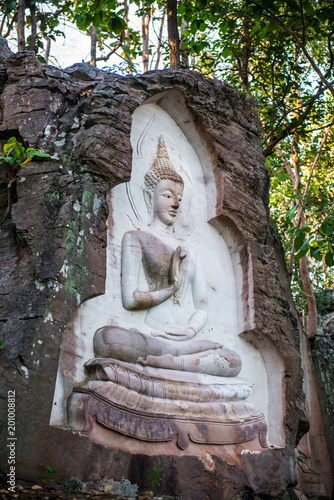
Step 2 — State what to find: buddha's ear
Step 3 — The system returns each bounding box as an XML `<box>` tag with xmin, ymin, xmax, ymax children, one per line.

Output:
<box><xmin>143</xmin><ymin>189</ymin><xmax>153</xmax><ymax>209</ymax></box>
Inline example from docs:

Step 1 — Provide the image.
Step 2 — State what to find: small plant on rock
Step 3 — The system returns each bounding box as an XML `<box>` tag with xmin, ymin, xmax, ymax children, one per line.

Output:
<box><xmin>0</xmin><ymin>137</ymin><xmax>49</xmax><ymax>222</ymax></box>
<box><xmin>297</xmin><ymin>454</ymin><xmax>307</xmax><ymax>472</ymax></box>
<box><xmin>148</xmin><ymin>466</ymin><xmax>162</xmax><ymax>488</ymax></box>
<box><xmin>63</xmin><ymin>477</ymin><xmax>83</xmax><ymax>493</ymax></box>
<box><xmin>42</xmin><ymin>466</ymin><xmax>58</xmax><ymax>483</ymax></box>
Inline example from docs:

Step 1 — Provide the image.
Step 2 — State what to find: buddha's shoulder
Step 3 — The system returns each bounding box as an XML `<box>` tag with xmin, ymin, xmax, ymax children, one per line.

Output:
<box><xmin>122</xmin><ymin>229</ymin><xmax>162</xmax><ymax>245</ymax></box>
<box><xmin>123</xmin><ymin>230</ymin><xmax>180</xmax><ymax>253</ymax></box>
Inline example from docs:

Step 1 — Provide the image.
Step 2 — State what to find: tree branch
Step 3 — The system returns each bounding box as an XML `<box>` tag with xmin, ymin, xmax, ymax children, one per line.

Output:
<box><xmin>155</xmin><ymin>4</ymin><xmax>166</xmax><ymax>70</ymax></box>
<box><xmin>295</xmin><ymin>126</ymin><xmax>331</xmax><ymax>229</ymax></box>
<box><xmin>142</xmin><ymin>4</ymin><xmax>150</xmax><ymax>72</ymax></box>
<box><xmin>263</xmin><ymin>83</ymin><xmax>326</xmax><ymax>156</ymax></box>
<box><xmin>299</xmin><ymin>255</ymin><xmax>318</xmax><ymax>338</ymax></box>
<box><xmin>276</xmin><ymin>145</ymin><xmax>296</xmax><ymax>185</ymax></box>
<box><xmin>248</xmin><ymin>0</ymin><xmax>334</xmax><ymax>97</ymax></box>
<box><xmin>38</xmin><ymin>25</ymin><xmax>51</xmax><ymax>63</ymax></box>
<box><xmin>28</xmin><ymin>3</ymin><xmax>36</xmax><ymax>51</ymax></box>
<box><xmin>299</xmin><ymin>0</ymin><xmax>306</xmax><ymax>46</ymax></box>
<box><xmin>0</xmin><ymin>12</ymin><xmax>8</xmax><ymax>36</ymax></box>
<box><xmin>96</xmin><ymin>43</ymin><xmax>121</xmax><ymax>62</ymax></box>
<box><xmin>90</xmin><ymin>24</ymin><xmax>97</xmax><ymax>66</ymax></box>
<box><xmin>167</xmin><ymin>0</ymin><xmax>180</xmax><ymax>69</ymax></box>
<box><xmin>17</xmin><ymin>0</ymin><xmax>25</xmax><ymax>51</ymax></box>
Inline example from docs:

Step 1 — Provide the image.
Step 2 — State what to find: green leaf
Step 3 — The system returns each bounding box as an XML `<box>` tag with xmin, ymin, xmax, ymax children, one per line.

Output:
<box><xmin>222</xmin><ymin>46</ymin><xmax>230</xmax><ymax>58</ymax></box>
<box><xmin>294</xmin><ymin>235</ymin><xmax>315</xmax><ymax>260</ymax></box>
<box><xmin>294</xmin><ymin>231</ymin><xmax>305</xmax><ymax>252</ymax></box>
<box><xmin>74</xmin><ymin>13</ymin><xmax>84</xmax><ymax>26</ymax></box>
<box><xmin>220</xmin><ymin>23</ymin><xmax>228</xmax><ymax>35</ymax></box>
<box><xmin>310</xmin><ymin>246</ymin><xmax>322</xmax><ymax>262</ymax></box>
<box><xmin>3</xmin><ymin>143</ymin><xmax>14</xmax><ymax>154</ymax></box>
<box><xmin>4</xmin><ymin>156</ymin><xmax>15</xmax><ymax>166</ymax></box>
<box><xmin>325</xmin><ymin>251</ymin><xmax>334</xmax><ymax>267</ymax></box>
<box><xmin>320</xmin><ymin>222</ymin><xmax>333</xmax><ymax>235</ymax></box>
<box><xmin>26</xmin><ymin>151</ymin><xmax>50</xmax><ymax>158</ymax></box>
<box><xmin>5</xmin><ymin>0</ymin><xmax>16</xmax><ymax>11</ymax></box>
<box><xmin>294</xmin><ymin>246</ymin><xmax>309</xmax><ymax>260</ymax></box>
<box><xmin>285</xmin><ymin>204</ymin><xmax>300</xmax><ymax>221</ymax></box>
<box><xmin>108</xmin><ymin>16</ymin><xmax>126</xmax><ymax>34</ymax></box>
<box><xmin>4</xmin><ymin>137</ymin><xmax>24</xmax><ymax>156</ymax></box>
<box><xmin>190</xmin><ymin>20</ymin><xmax>198</xmax><ymax>34</ymax></box>
<box><xmin>93</xmin><ymin>11</ymin><xmax>103</xmax><ymax>26</ymax></box>
<box><xmin>81</xmin><ymin>14</ymin><xmax>93</xmax><ymax>30</ymax></box>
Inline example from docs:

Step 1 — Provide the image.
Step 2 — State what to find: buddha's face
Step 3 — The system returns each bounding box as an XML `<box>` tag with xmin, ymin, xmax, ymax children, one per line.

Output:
<box><xmin>150</xmin><ymin>179</ymin><xmax>183</xmax><ymax>226</ymax></box>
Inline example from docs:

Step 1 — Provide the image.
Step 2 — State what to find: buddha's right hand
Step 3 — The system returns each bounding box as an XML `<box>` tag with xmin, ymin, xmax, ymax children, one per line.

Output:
<box><xmin>169</xmin><ymin>246</ymin><xmax>186</xmax><ymax>287</ymax></box>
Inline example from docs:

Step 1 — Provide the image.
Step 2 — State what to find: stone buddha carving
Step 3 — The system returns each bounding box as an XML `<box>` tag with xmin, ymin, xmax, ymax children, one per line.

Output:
<box><xmin>94</xmin><ymin>139</ymin><xmax>241</xmax><ymax>377</ymax></box>
<box><xmin>68</xmin><ymin>138</ymin><xmax>267</xmax><ymax>450</ymax></box>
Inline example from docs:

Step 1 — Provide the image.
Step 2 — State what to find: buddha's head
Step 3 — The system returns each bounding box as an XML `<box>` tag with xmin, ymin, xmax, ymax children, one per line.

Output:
<box><xmin>144</xmin><ymin>139</ymin><xmax>184</xmax><ymax>227</ymax></box>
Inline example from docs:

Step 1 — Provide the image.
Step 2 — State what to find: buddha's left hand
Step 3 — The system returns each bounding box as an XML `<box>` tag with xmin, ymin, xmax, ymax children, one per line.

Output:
<box><xmin>152</xmin><ymin>327</ymin><xmax>196</xmax><ymax>341</ymax></box>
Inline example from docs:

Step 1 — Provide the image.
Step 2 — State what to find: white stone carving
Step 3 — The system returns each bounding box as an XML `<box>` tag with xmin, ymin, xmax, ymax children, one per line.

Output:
<box><xmin>50</xmin><ymin>95</ymin><xmax>285</xmax><ymax>452</ymax></box>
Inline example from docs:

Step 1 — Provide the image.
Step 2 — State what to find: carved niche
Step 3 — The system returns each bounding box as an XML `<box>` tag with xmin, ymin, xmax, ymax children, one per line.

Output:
<box><xmin>51</xmin><ymin>90</ymin><xmax>285</xmax><ymax>456</ymax></box>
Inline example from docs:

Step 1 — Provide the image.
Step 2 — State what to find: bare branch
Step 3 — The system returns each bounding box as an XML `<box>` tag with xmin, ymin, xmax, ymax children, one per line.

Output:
<box><xmin>142</xmin><ymin>5</ymin><xmax>150</xmax><ymax>72</ymax></box>
<box><xmin>248</xmin><ymin>0</ymin><xmax>334</xmax><ymax>97</ymax></box>
<box><xmin>90</xmin><ymin>25</ymin><xmax>97</xmax><ymax>66</ymax></box>
<box><xmin>123</xmin><ymin>0</ymin><xmax>133</xmax><ymax>74</ymax></box>
<box><xmin>299</xmin><ymin>255</ymin><xmax>318</xmax><ymax>338</ymax></box>
<box><xmin>38</xmin><ymin>25</ymin><xmax>51</xmax><ymax>63</ymax></box>
<box><xmin>96</xmin><ymin>43</ymin><xmax>121</xmax><ymax>62</ymax></box>
<box><xmin>303</xmin><ymin>127</ymin><xmax>331</xmax><ymax>197</ymax></box>
<box><xmin>0</xmin><ymin>12</ymin><xmax>8</xmax><ymax>36</ymax></box>
<box><xmin>230</xmin><ymin>46</ymin><xmax>242</xmax><ymax>76</ymax></box>
<box><xmin>241</xmin><ymin>0</ymin><xmax>250</xmax><ymax>93</ymax></box>
<box><xmin>263</xmin><ymin>83</ymin><xmax>326</xmax><ymax>156</ymax></box>
<box><xmin>155</xmin><ymin>4</ymin><xmax>166</xmax><ymax>70</ymax></box>
<box><xmin>276</xmin><ymin>145</ymin><xmax>296</xmax><ymax>186</ymax></box>
<box><xmin>325</xmin><ymin>29</ymin><xmax>334</xmax><ymax>78</ymax></box>
<box><xmin>299</xmin><ymin>0</ymin><xmax>306</xmax><ymax>46</ymax></box>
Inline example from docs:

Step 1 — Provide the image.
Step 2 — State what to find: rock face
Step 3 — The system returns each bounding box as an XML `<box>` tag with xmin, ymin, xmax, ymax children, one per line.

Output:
<box><xmin>0</xmin><ymin>48</ymin><xmax>314</xmax><ymax>499</ymax></box>
<box><xmin>310</xmin><ymin>301</ymin><xmax>334</xmax><ymax>474</ymax></box>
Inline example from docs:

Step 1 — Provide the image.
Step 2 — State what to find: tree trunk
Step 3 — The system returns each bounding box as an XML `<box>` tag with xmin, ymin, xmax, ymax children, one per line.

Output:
<box><xmin>155</xmin><ymin>5</ymin><xmax>166</xmax><ymax>69</ymax></box>
<box><xmin>180</xmin><ymin>17</ymin><xmax>189</xmax><ymax>68</ymax></box>
<box><xmin>123</xmin><ymin>0</ymin><xmax>133</xmax><ymax>74</ymax></box>
<box><xmin>29</xmin><ymin>2</ymin><xmax>36</xmax><ymax>51</ymax></box>
<box><xmin>44</xmin><ymin>36</ymin><xmax>51</xmax><ymax>63</ymax></box>
<box><xmin>0</xmin><ymin>12</ymin><xmax>8</xmax><ymax>37</ymax></box>
<box><xmin>38</xmin><ymin>25</ymin><xmax>51</xmax><ymax>63</ymax></box>
<box><xmin>17</xmin><ymin>0</ymin><xmax>25</xmax><ymax>52</ymax></box>
<box><xmin>142</xmin><ymin>6</ymin><xmax>150</xmax><ymax>72</ymax></box>
<box><xmin>90</xmin><ymin>24</ymin><xmax>97</xmax><ymax>66</ymax></box>
<box><xmin>167</xmin><ymin>0</ymin><xmax>180</xmax><ymax>69</ymax></box>
<box><xmin>299</xmin><ymin>256</ymin><xmax>318</xmax><ymax>338</ymax></box>
<box><xmin>241</xmin><ymin>1</ymin><xmax>250</xmax><ymax>92</ymax></box>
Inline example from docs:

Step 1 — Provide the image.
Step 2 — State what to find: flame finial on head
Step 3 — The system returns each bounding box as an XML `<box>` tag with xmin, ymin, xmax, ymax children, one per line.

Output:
<box><xmin>144</xmin><ymin>137</ymin><xmax>184</xmax><ymax>193</ymax></box>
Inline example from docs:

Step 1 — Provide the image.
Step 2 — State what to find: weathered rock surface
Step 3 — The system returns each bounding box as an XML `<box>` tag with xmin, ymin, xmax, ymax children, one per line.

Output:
<box><xmin>310</xmin><ymin>297</ymin><xmax>334</xmax><ymax>474</ymax></box>
<box><xmin>0</xmin><ymin>49</ymin><xmax>311</xmax><ymax>499</ymax></box>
